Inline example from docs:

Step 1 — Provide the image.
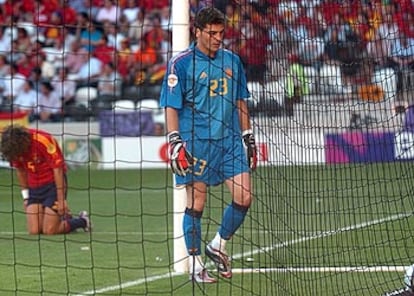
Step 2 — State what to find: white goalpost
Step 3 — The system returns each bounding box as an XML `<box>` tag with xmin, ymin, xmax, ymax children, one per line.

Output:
<box><xmin>171</xmin><ymin>0</ymin><xmax>190</xmax><ymax>274</ymax></box>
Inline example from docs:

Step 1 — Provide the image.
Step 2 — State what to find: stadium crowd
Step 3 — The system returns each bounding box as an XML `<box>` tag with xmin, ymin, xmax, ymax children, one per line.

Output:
<box><xmin>0</xmin><ymin>0</ymin><xmax>412</xmax><ymax>121</ymax></box>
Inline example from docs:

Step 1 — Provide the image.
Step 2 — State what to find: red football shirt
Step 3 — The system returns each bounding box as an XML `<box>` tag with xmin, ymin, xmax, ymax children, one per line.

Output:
<box><xmin>11</xmin><ymin>129</ymin><xmax>67</xmax><ymax>188</ymax></box>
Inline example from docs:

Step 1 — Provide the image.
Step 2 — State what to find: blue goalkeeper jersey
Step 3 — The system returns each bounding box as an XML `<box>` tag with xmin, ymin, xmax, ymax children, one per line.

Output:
<box><xmin>159</xmin><ymin>43</ymin><xmax>250</xmax><ymax>140</ymax></box>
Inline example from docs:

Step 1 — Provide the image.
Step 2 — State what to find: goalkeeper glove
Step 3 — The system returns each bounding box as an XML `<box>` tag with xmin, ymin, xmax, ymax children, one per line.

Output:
<box><xmin>168</xmin><ymin>131</ymin><xmax>193</xmax><ymax>176</ymax></box>
<box><xmin>242</xmin><ymin>130</ymin><xmax>258</xmax><ymax>171</ymax></box>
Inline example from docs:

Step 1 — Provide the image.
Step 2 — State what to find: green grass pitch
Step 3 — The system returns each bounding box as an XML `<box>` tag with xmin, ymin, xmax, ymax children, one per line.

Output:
<box><xmin>1</xmin><ymin>162</ymin><xmax>414</xmax><ymax>295</ymax></box>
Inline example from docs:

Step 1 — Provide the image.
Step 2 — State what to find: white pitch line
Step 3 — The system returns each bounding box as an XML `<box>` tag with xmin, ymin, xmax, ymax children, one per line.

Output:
<box><xmin>0</xmin><ymin>230</ymin><xmax>317</xmax><ymax>236</ymax></box>
<box><xmin>72</xmin><ymin>272</ymin><xmax>184</xmax><ymax>296</ymax></box>
<box><xmin>231</xmin><ymin>212</ymin><xmax>413</xmax><ymax>261</ymax></box>
<box><xmin>73</xmin><ymin>212</ymin><xmax>413</xmax><ymax>296</ymax></box>
<box><xmin>231</xmin><ymin>266</ymin><xmax>408</xmax><ymax>273</ymax></box>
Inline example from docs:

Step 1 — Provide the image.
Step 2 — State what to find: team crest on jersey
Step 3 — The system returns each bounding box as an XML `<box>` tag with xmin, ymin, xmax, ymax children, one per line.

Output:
<box><xmin>225</xmin><ymin>68</ymin><xmax>233</xmax><ymax>78</ymax></box>
<box><xmin>167</xmin><ymin>74</ymin><xmax>178</xmax><ymax>87</ymax></box>
<box><xmin>200</xmin><ymin>71</ymin><xmax>208</xmax><ymax>79</ymax></box>
<box><xmin>47</xmin><ymin>143</ymin><xmax>56</xmax><ymax>154</ymax></box>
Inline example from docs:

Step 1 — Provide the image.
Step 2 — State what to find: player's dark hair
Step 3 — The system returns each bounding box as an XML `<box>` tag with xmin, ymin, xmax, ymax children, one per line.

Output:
<box><xmin>194</xmin><ymin>7</ymin><xmax>225</xmax><ymax>30</ymax></box>
<box><xmin>0</xmin><ymin>125</ymin><xmax>31</xmax><ymax>162</ymax></box>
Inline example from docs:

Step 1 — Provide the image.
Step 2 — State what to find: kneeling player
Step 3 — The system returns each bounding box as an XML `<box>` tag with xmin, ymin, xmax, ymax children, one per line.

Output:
<box><xmin>1</xmin><ymin>125</ymin><xmax>90</xmax><ymax>235</ymax></box>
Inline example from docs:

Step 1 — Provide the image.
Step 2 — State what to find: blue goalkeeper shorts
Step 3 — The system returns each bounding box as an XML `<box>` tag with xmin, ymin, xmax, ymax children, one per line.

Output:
<box><xmin>175</xmin><ymin>135</ymin><xmax>249</xmax><ymax>186</ymax></box>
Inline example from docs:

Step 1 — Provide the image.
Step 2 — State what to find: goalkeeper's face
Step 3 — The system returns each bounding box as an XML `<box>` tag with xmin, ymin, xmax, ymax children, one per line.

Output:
<box><xmin>196</xmin><ymin>23</ymin><xmax>225</xmax><ymax>58</ymax></box>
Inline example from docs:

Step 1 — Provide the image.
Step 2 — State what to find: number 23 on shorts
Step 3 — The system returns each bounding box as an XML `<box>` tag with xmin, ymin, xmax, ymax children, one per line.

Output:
<box><xmin>190</xmin><ymin>157</ymin><xmax>207</xmax><ymax>176</ymax></box>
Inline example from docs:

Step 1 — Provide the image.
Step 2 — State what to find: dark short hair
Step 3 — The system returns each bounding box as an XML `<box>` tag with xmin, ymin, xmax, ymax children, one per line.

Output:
<box><xmin>0</xmin><ymin>125</ymin><xmax>31</xmax><ymax>162</ymax></box>
<box><xmin>42</xmin><ymin>80</ymin><xmax>54</xmax><ymax>91</ymax></box>
<box><xmin>194</xmin><ymin>7</ymin><xmax>225</xmax><ymax>30</ymax></box>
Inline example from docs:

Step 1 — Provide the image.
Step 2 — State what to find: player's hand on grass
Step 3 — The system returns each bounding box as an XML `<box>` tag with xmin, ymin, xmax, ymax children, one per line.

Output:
<box><xmin>243</xmin><ymin>130</ymin><xmax>258</xmax><ymax>171</ymax></box>
<box><xmin>168</xmin><ymin>131</ymin><xmax>193</xmax><ymax>176</ymax></box>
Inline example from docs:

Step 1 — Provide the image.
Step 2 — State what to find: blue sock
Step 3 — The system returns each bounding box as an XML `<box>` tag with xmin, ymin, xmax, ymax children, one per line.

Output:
<box><xmin>67</xmin><ymin>217</ymin><xmax>86</xmax><ymax>232</ymax></box>
<box><xmin>183</xmin><ymin>208</ymin><xmax>202</xmax><ymax>255</ymax></box>
<box><xmin>219</xmin><ymin>201</ymin><xmax>249</xmax><ymax>240</ymax></box>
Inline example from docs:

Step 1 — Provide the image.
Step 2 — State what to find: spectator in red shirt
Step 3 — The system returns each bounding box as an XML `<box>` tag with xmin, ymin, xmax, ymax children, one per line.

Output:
<box><xmin>144</xmin><ymin>13</ymin><xmax>165</xmax><ymax>50</ymax></box>
<box><xmin>32</xmin><ymin>0</ymin><xmax>53</xmax><ymax>31</ymax></box>
<box><xmin>16</xmin><ymin>53</ymin><xmax>35</xmax><ymax>78</ymax></box>
<box><xmin>59</xmin><ymin>0</ymin><xmax>78</xmax><ymax>27</ymax></box>
<box><xmin>140</xmin><ymin>0</ymin><xmax>169</xmax><ymax>13</ymax></box>
<box><xmin>0</xmin><ymin>125</ymin><xmax>91</xmax><ymax>235</ymax></box>
<box><xmin>2</xmin><ymin>0</ymin><xmax>21</xmax><ymax>21</ymax></box>
<box><xmin>94</xmin><ymin>34</ymin><xmax>116</xmax><ymax>65</ymax></box>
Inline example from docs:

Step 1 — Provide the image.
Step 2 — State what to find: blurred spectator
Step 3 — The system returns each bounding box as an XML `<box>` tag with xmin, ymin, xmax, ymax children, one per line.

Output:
<box><xmin>73</xmin><ymin>51</ymin><xmax>103</xmax><ymax>87</ymax></box>
<box><xmin>102</xmin><ymin>21</ymin><xmax>126</xmax><ymax>50</ymax></box>
<box><xmin>144</xmin><ymin>13</ymin><xmax>165</xmax><ymax>50</ymax></box>
<box><xmin>3</xmin><ymin>63</ymin><xmax>25</xmax><ymax>105</ymax></box>
<box><xmin>29</xmin><ymin>66</ymin><xmax>42</xmax><ymax>92</ymax></box>
<box><xmin>0</xmin><ymin>27</ymin><xmax>12</xmax><ymax>54</ymax></box>
<box><xmin>223</xmin><ymin>3</ymin><xmax>240</xmax><ymax>50</ymax></box>
<box><xmin>30</xmin><ymin>39</ymin><xmax>46</xmax><ymax>61</ymax></box>
<box><xmin>158</xmin><ymin>29</ymin><xmax>172</xmax><ymax>64</ymax></box>
<box><xmin>123</xmin><ymin>0</ymin><xmax>141</xmax><ymax>24</ymax></box>
<box><xmin>367</xmin><ymin>4</ymin><xmax>399</xmax><ymax>69</ymax></box>
<box><xmin>287</xmin><ymin>23</ymin><xmax>325</xmax><ymax>96</ymax></box>
<box><xmin>15</xmin><ymin>27</ymin><xmax>32</xmax><ymax>54</ymax></box>
<box><xmin>131</xmin><ymin>38</ymin><xmax>158</xmax><ymax>85</ymax></box>
<box><xmin>389</xmin><ymin>29</ymin><xmax>414</xmax><ymax>91</ymax></box>
<box><xmin>0</xmin><ymin>55</ymin><xmax>10</xmax><ymax>77</ymax></box>
<box><xmin>74</xmin><ymin>11</ymin><xmax>90</xmax><ymax>40</ymax></box>
<box><xmin>35</xmin><ymin>51</ymin><xmax>55</xmax><ymax>79</ymax></box>
<box><xmin>13</xmin><ymin>79</ymin><xmax>37</xmax><ymax>117</ymax></box>
<box><xmin>94</xmin><ymin>34</ymin><xmax>116</xmax><ymax>65</ymax></box>
<box><xmin>51</xmin><ymin>67</ymin><xmax>77</xmax><ymax>107</ymax></box>
<box><xmin>65</xmin><ymin>40</ymin><xmax>86</xmax><ymax>74</ymax></box>
<box><xmin>2</xmin><ymin>0</ymin><xmax>22</xmax><ymax>22</ymax></box>
<box><xmin>32</xmin><ymin>0</ymin><xmax>57</xmax><ymax>34</ymax></box>
<box><xmin>44</xmin><ymin>11</ymin><xmax>64</xmax><ymax>46</ymax></box>
<box><xmin>159</xmin><ymin>6</ymin><xmax>171</xmax><ymax>31</ymax></box>
<box><xmin>97</xmin><ymin>61</ymin><xmax>122</xmax><ymax>98</ymax></box>
<box><xmin>16</xmin><ymin>53</ymin><xmax>35</xmax><ymax>78</ymax></box>
<box><xmin>96</xmin><ymin>0</ymin><xmax>120</xmax><ymax>24</ymax></box>
<box><xmin>238</xmin><ymin>7</ymin><xmax>270</xmax><ymax>83</ymax></box>
<box><xmin>395</xmin><ymin>7</ymin><xmax>414</xmax><ymax>39</ymax></box>
<box><xmin>128</xmin><ymin>9</ymin><xmax>152</xmax><ymax>46</ymax></box>
<box><xmin>323</xmin><ymin>12</ymin><xmax>362</xmax><ymax>70</ymax></box>
<box><xmin>61</xmin><ymin>26</ymin><xmax>78</xmax><ymax>52</ymax></box>
<box><xmin>42</xmin><ymin>36</ymin><xmax>67</xmax><ymax>69</ymax></box>
<box><xmin>79</xmin><ymin>20</ymin><xmax>104</xmax><ymax>53</ymax></box>
<box><xmin>300</xmin><ymin>25</ymin><xmax>325</xmax><ymax>65</ymax></box>
<box><xmin>266</xmin><ymin>6</ymin><xmax>290</xmax><ymax>80</ymax></box>
<box><xmin>116</xmin><ymin>37</ymin><xmax>133</xmax><ymax>79</ymax></box>
<box><xmin>8</xmin><ymin>40</ymin><xmax>24</xmax><ymax>65</ymax></box>
<box><xmin>33</xmin><ymin>80</ymin><xmax>62</xmax><ymax>122</ymax></box>
<box><xmin>117</xmin><ymin>14</ymin><xmax>132</xmax><ymax>40</ymax></box>
<box><xmin>58</xmin><ymin>0</ymin><xmax>78</xmax><ymax>29</ymax></box>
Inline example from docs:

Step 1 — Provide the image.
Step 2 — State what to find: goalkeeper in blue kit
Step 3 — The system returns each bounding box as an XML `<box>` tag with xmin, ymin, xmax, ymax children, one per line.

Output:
<box><xmin>159</xmin><ymin>7</ymin><xmax>257</xmax><ymax>283</ymax></box>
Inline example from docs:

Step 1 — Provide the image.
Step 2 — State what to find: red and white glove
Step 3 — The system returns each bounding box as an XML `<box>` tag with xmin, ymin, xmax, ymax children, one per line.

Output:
<box><xmin>168</xmin><ymin>131</ymin><xmax>193</xmax><ymax>176</ymax></box>
<box><xmin>242</xmin><ymin>129</ymin><xmax>258</xmax><ymax>171</ymax></box>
